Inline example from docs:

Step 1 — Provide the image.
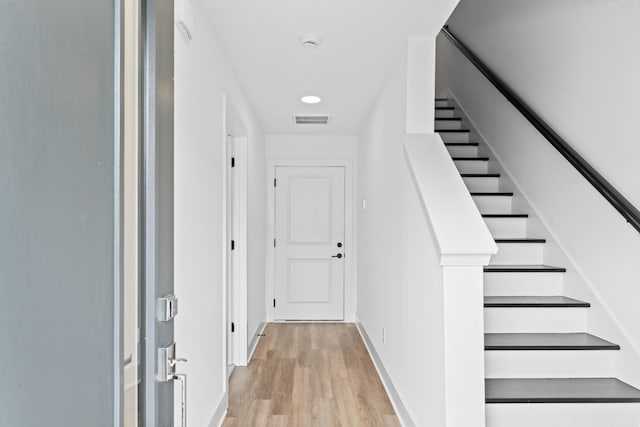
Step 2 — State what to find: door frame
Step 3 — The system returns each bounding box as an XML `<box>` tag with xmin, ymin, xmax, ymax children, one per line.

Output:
<box><xmin>266</xmin><ymin>159</ymin><xmax>356</xmax><ymax>323</ymax></box>
<box><xmin>222</xmin><ymin>95</ymin><xmax>249</xmax><ymax>373</ymax></box>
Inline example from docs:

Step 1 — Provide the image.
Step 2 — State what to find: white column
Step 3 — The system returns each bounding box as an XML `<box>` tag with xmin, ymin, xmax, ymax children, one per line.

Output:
<box><xmin>406</xmin><ymin>37</ymin><xmax>436</xmax><ymax>134</ymax></box>
<box><xmin>442</xmin><ymin>261</ymin><xmax>487</xmax><ymax>427</ymax></box>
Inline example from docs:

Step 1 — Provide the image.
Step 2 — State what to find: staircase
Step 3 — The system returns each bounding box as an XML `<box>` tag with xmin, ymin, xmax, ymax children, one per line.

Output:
<box><xmin>435</xmin><ymin>97</ymin><xmax>640</xmax><ymax>426</ymax></box>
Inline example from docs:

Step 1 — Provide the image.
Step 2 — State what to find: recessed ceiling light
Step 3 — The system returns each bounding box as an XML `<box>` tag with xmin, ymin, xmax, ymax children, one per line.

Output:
<box><xmin>301</xmin><ymin>95</ymin><xmax>322</xmax><ymax>104</ymax></box>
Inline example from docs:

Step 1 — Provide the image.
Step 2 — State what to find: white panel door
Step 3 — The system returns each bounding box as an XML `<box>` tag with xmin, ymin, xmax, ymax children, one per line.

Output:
<box><xmin>274</xmin><ymin>166</ymin><xmax>345</xmax><ymax>320</ymax></box>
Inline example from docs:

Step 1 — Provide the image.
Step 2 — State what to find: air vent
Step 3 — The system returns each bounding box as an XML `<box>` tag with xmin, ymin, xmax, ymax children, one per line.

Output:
<box><xmin>293</xmin><ymin>115</ymin><xmax>331</xmax><ymax>125</ymax></box>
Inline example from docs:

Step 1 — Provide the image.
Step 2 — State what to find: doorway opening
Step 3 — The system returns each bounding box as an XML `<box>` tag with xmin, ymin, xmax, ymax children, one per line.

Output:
<box><xmin>223</xmin><ymin>96</ymin><xmax>249</xmax><ymax>383</ymax></box>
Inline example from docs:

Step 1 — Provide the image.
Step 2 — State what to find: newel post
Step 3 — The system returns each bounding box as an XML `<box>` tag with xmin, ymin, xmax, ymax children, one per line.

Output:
<box><xmin>441</xmin><ymin>254</ymin><xmax>488</xmax><ymax>427</ymax></box>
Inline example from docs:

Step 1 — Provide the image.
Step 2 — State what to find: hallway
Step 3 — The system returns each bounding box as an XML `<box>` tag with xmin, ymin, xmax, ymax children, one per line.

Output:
<box><xmin>222</xmin><ymin>323</ymin><xmax>400</xmax><ymax>426</ymax></box>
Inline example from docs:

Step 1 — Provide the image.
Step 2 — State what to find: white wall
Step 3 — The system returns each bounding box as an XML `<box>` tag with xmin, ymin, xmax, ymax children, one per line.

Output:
<box><xmin>265</xmin><ymin>134</ymin><xmax>358</xmax><ymax>321</ymax></box>
<box><xmin>357</xmin><ymin>51</ymin><xmax>447</xmax><ymax>426</ymax></box>
<box><xmin>174</xmin><ymin>1</ymin><xmax>265</xmax><ymax>424</ymax></box>
<box><xmin>438</xmin><ymin>0</ymin><xmax>640</xmax><ymax>385</ymax></box>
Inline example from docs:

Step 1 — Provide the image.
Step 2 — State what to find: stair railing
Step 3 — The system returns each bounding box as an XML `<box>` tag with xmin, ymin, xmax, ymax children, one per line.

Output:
<box><xmin>440</xmin><ymin>25</ymin><xmax>640</xmax><ymax>234</ymax></box>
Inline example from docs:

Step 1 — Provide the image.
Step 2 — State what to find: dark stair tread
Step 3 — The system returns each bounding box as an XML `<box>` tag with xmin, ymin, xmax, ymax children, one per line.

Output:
<box><xmin>471</xmin><ymin>192</ymin><xmax>514</xmax><ymax>196</ymax></box>
<box><xmin>435</xmin><ymin>97</ymin><xmax>449</xmax><ymax>101</ymax></box>
<box><xmin>435</xmin><ymin>106</ymin><xmax>455</xmax><ymax>110</ymax></box>
<box><xmin>495</xmin><ymin>238</ymin><xmax>546</xmax><ymax>243</ymax></box>
<box><xmin>485</xmin><ymin>378</ymin><xmax>640</xmax><ymax>403</ymax></box>
<box><xmin>461</xmin><ymin>173</ymin><xmax>501</xmax><ymax>178</ymax></box>
<box><xmin>445</xmin><ymin>142</ymin><xmax>478</xmax><ymax>146</ymax></box>
<box><xmin>437</xmin><ymin>129</ymin><xmax>470</xmax><ymax>133</ymax></box>
<box><xmin>435</xmin><ymin>117</ymin><xmax>462</xmax><ymax>121</ymax></box>
<box><xmin>482</xmin><ymin>214</ymin><xmax>529</xmax><ymax>218</ymax></box>
<box><xmin>485</xmin><ymin>333</ymin><xmax>619</xmax><ymax>351</ymax></box>
<box><xmin>452</xmin><ymin>157</ymin><xmax>489</xmax><ymax>161</ymax></box>
<box><xmin>484</xmin><ymin>296</ymin><xmax>590</xmax><ymax>308</ymax></box>
<box><xmin>484</xmin><ymin>265</ymin><xmax>567</xmax><ymax>273</ymax></box>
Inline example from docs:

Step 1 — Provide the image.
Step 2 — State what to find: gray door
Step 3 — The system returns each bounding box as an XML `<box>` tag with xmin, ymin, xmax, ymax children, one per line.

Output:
<box><xmin>0</xmin><ymin>1</ymin><xmax>124</xmax><ymax>426</ymax></box>
<box><xmin>141</xmin><ymin>0</ymin><xmax>176</xmax><ymax>426</ymax></box>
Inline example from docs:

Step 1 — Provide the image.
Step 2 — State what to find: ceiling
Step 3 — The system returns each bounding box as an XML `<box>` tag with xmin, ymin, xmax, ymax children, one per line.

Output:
<box><xmin>202</xmin><ymin>0</ymin><xmax>458</xmax><ymax>134</ymax></box>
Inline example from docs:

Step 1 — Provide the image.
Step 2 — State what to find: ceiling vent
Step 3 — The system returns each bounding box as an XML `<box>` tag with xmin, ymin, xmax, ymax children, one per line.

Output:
<box><xmin>293</xmin><ymin>115</ymin><xmax>331</xmax><ymax>125</ymax></box>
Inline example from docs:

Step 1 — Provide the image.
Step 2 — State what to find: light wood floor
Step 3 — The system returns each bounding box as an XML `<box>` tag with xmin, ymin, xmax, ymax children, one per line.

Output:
<box><xmin>222</xmin><ymin>323</ymin><xmax>400</xmax><ymax>427</ymax></box>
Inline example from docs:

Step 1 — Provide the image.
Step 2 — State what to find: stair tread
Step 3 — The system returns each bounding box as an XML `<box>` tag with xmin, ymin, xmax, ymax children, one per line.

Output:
<box><xmin>485</xmin><ymin>378</ymin><xmax>640</xmax><ymax>403</ymax></box>
<box><xmin>445</xmin><ymin>142</ymin><xmax>478</xmax><ymax>146</ymax></box>
<box><xmin>453</xmin><ymin>157</ymin><xmax>489</xmax><ymax>161</ymax></box>
<box><xmin>435</xmin><ymin>117</ymin><xmax>462</xmax><ymax>121</ymax></box>
<box><xmin>435</xmin><ymin>97</ymin><xmax>448</xmax><ymax>101</ymax></box>
<box><xmin>484</xmin><ymin>296</ymin><xmax>590</xmax><ymax>308</ymax></box>
<box><xmin>437</xmin><ymin>129</ymin><xmax>470</xmax><ymax>133</ymax></box>
<box><xmin>471</xmin><ymin>192</ymin><xmax>514</xmax><ymax>196</ymax></box>
<box><xmin>485</xmin><ymin>333</ymin><xmax>619</xmax><ymax>351</ymax></box>
<box><xmin>461</xmin><ymin>173</ymin><xmax>501</xmax><ymax>178</ymax></box>
<box><xmin>495</xmin><ymin>238</ymin><xmax>546</xmax><ymax>243</ymax></box>
<box><xmin>484</xmin><ymin>265</ymin><xmax>566</xmax><ymax>273</ymax></box>
<box><xmin>435</xmin><ymin>106</ymin><xmax>455</xmax><ymax>110</ymax></box>
<box><xmin>482</xmin><ymin>214</ymin><xmax>528</xmax><ymax>218</ymax></box>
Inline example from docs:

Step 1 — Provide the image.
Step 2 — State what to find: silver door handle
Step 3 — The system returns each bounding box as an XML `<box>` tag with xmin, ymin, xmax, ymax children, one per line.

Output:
<box><xmin>173</xmin><ymin>373</ymin><xmax>187</xmax><ymax>427</ymax></box>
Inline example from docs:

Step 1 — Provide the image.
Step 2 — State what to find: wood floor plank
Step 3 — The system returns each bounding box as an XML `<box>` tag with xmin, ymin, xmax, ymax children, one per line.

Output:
<box><xmin>224</xmin><ymin>323</ymin><xmax>400</xmax><ymax>426</ymax></box>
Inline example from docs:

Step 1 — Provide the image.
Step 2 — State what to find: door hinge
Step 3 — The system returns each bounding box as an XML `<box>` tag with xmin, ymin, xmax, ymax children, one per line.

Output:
<box><xmin>273</xmin><ymin>238</ymin><xmax>276</xmax><ymax>248</ymax></box>
<box><xmin>231</xmin><ymin>240</ymin><xmax>235</xmax><ymax>251</ymax></box>
<box><xmin>231</xmin><ymin>157</ymin><xmax>235</xmax><ymax>168</ymax></box>
<box><xmin>273</xmin><ymin>178</ymin><xmax>277</xmax><ymax>187</ymax></box>
<box><xmin>273</xmin><ymin>299</ymin><xmax>276</xmax><ymax>308</ymax></box>
<box><xmin>231</xmin><ymin>322</ymin><xmax>235</xmax><ymax>333</ymax></box>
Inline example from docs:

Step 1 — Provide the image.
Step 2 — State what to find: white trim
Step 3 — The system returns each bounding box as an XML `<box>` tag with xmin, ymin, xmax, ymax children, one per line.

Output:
<box><xmin>207</xmin><ymin>391</ymin><xmax>229</xmax><ymax>427</ymax></box>
<box><xmin>247</xmin><ymin>320</ymin><xmax>267</xmax><ymax>362</ymax></box>
<box><xmin>265</xmin><ymin>158</ymin><xmax>356</xmax><ymax>323</ymax></box>
<box><xmin>356</xmin><ymin>321</ymin><xmax>414</xmax><ymax>427</ymax></box>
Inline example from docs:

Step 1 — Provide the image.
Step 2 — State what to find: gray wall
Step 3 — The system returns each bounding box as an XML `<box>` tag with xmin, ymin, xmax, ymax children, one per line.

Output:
<box><xmin>0</xmin><ymin>1</ymin><xmax>119</xmax><ymax>425</ymax></box>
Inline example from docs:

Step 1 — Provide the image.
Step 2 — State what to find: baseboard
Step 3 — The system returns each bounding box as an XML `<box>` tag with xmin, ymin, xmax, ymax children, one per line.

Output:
<box><xmin>208</xmin><ymin>391</ymin><xmax>229</xmax><ymax>427</ymax></box>
<box><xmin>248</xmin><ymin>320</ymin><xmax>266</xmax><ymax>362</ymax></box>
<box><xmin>356</xmin><ymin>321</ymin><xmax>415</xmax><ymax>427</ymax></box>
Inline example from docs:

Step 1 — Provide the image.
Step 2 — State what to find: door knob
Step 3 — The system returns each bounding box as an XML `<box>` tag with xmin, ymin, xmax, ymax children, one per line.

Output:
<box><xmin>332</xmin><ymin>253</ymin><xmax>343</xmax><ymax>259</ymax></box>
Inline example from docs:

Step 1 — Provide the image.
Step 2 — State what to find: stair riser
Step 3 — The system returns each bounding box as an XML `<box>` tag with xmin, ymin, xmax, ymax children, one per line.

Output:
<box><xmin>435</xmin><ymin>109</ymin><xmax>455</xmax><ymax>118</ymax></box>
<box><xmin>484</xmin><ymin>307</ymin><xmax>587</xmax><ymax>333</ymax></box>
<box><xmin>486</xmin><ymin>403</ymin><xmax>640</xmax><ymax>427</ymax></box>
<box><xmin>486</xmin><ymin>350</ymin><xmax>616</xmax><ymax>378</ymax></box>
<box><xmin>472</xmin><ymin>195</ymin><xmax>512</xmax><ymax>214</ymax></box>
<box><xmin>435</xmin><ymin>99</ymin><xmax>450</xmax><ymax>108</ymax></box>
<box><xmin>484</xmin><ymin>272</ymin><xmax>564</xmax><ymax>296</ymax></box>
<box><xmin>463</xmin><ymin>177</ymin><xmax>499</xmax><ymax>192</ymax></box>
<box><xmin>484</xmin><ymin>217</ymin><xmax>528</xmax><ymax>238</ymax></box>
<box><xmin>491</xmin><ymin>242</ymin><xmax>544</xmax><ymax>265</ymax></box>
<box><xmin>446</xmin><ymin>145</ymin><xmax>478</xmax><ymax>157</ymax></box>
<box><xmin>439</xmin><ymin>131</ymin><xmax>470</xmax><ymax>143</ymax></box>
<box><xmin>435</xmin><ymin>120</ymin><xmax>462</xmax><ymax>130</ymax></box>
<box><xmin>455</xmin><ymin>160</ymin><xmax>489</xmax><ymax>174</ymax></box>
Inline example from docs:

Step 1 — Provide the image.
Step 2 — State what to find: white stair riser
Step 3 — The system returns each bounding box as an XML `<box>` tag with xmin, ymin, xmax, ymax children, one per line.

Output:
<box><xmin>463</xmin><ymin>176</ymin><xmax>500</xmax><ymax>192</ymax></box>
<box><xmin>486</xmin><ymin>350</ymin><xmax>616</xmax><ymax>378</ymax></box>
<box><xmin>435</xmin><ymin>100</ymin><xmax>450</xmax><ymax>108</ymax></box>
<box><xmin>484</xmin><ymin>217</ymin><xmax>528</xmax><ymax>238</ymax></box>
<box><xmin>435</xmin><ymin>120</ymin><xmax>462</xmax><ymax>130</ymax></box>
<box><xmin>484</xmin><ymin>272</ymin><xmax>564</xmax><ymax>296</ymax></box>
<box><xmin>435</xmin><ymin>109</ymin><xmax>455</xmax><ymax>118</ymax></box>
<box><xmin>472</xmin><ymin>195</ymin><xmax>512</xmax><ymax>214</ymax></box>
<box><xmin>439</xmin><ymin>131</ymin><xmax>470</xmax><ymax>143</ymax></box>
<box><xmin>446</xmin><ymin>145</ymin><xmax>478</xmax><ymax>157</ymax></box>
<box><xmin>484</xmin><ymin>307</ymin><xmax>587</xmax><ymax>333</ymax></box>
<box><xmin>491</xmin><ymin>242</ymin><xmax>544</xmax><ymax>265</ymax></box>
<box><xmin>455</xmin><ymin>160</ymin><xmax>489</xmax><ymax>174</ymax></box>
<box><xmin>486</xmin><ymin>403</ymin><xmax>640</xmax><ymax>427</ymax></box>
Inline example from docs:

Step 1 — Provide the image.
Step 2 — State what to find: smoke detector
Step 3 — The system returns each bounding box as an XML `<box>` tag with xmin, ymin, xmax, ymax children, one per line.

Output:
<box><xmin>300</xmin><ymin>33</ymin><xmax>322</xmax><ymax>49</ymax></box>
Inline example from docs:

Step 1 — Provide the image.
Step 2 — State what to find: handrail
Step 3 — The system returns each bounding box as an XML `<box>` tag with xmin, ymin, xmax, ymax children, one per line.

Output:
<box><xmin>441</xmin><ymin>25</ymin><xmax>640</xmax><ymax>234</ymax></box>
